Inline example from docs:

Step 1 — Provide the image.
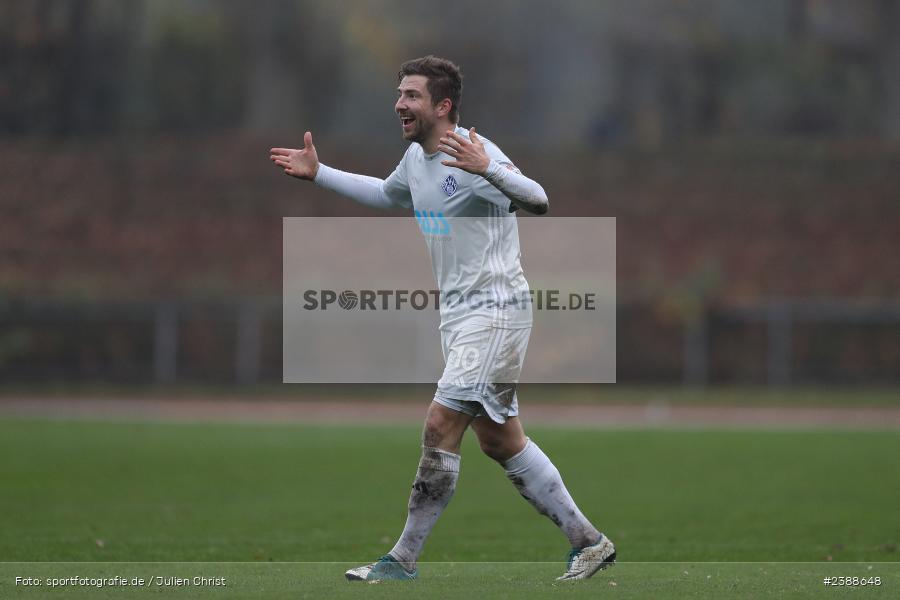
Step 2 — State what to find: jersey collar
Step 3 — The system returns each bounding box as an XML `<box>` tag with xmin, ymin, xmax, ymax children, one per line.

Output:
<box><xmin>422</xmin><ymin>125</ymin><xmax>466</xmax><ymax>161</ymax></box>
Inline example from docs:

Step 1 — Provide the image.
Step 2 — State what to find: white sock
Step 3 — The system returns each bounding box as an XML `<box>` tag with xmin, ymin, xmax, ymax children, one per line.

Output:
<box><xmin>503</xmin><ymin>438</ymin><xmax>601</xmax><ymax>549</ymax></box>
<box><xmin>388</xmin><ymin>446</ymin><xmax>460</xmax><ymax>571</ymax></box>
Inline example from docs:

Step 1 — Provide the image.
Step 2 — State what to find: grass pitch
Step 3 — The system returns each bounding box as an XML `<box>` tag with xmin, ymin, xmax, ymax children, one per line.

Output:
<box><xmin>1</xmin><ymin>418</ymin><xmax>898</xmax><ymax>598</ymax></box>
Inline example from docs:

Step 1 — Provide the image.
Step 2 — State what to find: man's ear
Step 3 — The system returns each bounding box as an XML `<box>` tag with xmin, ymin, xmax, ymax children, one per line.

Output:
<box><xmin>436</xmin><ymin>98</ymin><xmax>452</xmax><ymax>119</ymax></box>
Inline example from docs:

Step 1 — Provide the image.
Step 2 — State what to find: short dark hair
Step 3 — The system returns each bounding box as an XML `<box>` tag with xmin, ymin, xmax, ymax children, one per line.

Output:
<box><xmin>399</xmin><ymin>55</ymin><xmax>463</xmax><ymax>123</ymax></box>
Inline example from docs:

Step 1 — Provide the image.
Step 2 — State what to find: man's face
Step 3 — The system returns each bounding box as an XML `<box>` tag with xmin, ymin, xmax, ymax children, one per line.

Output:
<box><xmin>395</xmin><ymin>75</ymin><xmax>439</xmax><ymax>143</ymax></box>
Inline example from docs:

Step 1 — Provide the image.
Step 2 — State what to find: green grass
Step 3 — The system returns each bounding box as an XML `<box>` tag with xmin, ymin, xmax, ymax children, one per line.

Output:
<box><xmin>3</xmin><ymin>383</ymin><xmax>900</xmax><ymax>407</ymax></box>
<box><xmin>1</xmin><ymin>419</ymin><xmax>899</xmax><ymax>598</ymax></box>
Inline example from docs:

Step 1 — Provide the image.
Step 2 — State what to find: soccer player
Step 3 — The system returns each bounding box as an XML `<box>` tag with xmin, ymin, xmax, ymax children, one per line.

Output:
<box><xmin>270</xmin><ymin>55</ymin><xmax>615</xmax><ymax>581</ymax></box>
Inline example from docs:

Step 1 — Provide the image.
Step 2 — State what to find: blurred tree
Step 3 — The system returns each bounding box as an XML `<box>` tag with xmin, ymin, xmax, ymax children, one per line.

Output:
<box><xmin>241</xmin><ymin>0</ymin><xmax>345</xmax><ymax>135</ymax></box>
<box><xmin>145</xmin><ymin>5</ymin><xmax>246</xmax><ymax>132</ymax></box>
<box><xmin>0</xmin><ymin>0</ymin><xmax>896</xmax><ymax>142</ymax></box>
<box><xmin>241</xmin><ymin>0</ymin><xmax>301</xmax><ymax>133</ymax></box>
<box><xmin>876</xmin><ymin>0</ymin><xmax>900</xmax><ymax>138</ymax></box>
<box><xmin>0</xmin><ymin>0</ymin><xmax>133</xmax><ymax>136</ymax></box>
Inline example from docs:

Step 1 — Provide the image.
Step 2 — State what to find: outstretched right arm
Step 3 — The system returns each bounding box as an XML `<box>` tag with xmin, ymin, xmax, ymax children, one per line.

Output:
<box><xmin>270</xmin><ymin>132</ymin><xmax>410</xmax><ymax>210</ymax></box>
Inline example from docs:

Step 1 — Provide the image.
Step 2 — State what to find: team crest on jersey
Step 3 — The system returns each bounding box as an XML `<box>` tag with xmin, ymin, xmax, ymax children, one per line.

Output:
<box><xmin>441</xmin><ymin>174</ymin><xmax>458</xmax><ymax>196</ymax></box>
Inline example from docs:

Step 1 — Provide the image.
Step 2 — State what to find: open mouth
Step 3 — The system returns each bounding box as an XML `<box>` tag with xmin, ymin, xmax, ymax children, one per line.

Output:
<box><xmin>399</xmin><ymin>115</ymin><xmax>415</xmax><ymax>130</ymax></box>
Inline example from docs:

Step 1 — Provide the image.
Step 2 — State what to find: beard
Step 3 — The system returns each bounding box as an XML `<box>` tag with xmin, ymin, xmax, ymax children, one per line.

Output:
<box><xmin>404</xmin><ymin>115</ymin><xmax>435</xmax><ymax>145</ymax></box>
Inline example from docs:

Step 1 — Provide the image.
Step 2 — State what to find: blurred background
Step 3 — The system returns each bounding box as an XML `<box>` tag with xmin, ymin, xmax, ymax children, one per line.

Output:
<box><xmin>1</xmin><ymin>0</ymin><xmax>899</xmax><ymax>392</ymax></box>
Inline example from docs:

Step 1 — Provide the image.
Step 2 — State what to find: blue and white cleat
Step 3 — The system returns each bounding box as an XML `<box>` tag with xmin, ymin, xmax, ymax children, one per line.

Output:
<box><xmin>345</xmin><ymin>555</ymin><xmax>418</xmax><ymax>581</ymax></box>
<box><xmin>556</xmin><ymin>533</ymin><xmax>616</xmax><ymax>580</ymax></box>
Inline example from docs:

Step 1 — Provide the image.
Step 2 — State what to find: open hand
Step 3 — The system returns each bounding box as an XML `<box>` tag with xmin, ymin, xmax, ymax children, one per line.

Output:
<box><xmin>270</xmin><ymin>131</ymin><xmax>319</xmax><ymax>180</ymax></box>
<box><xmin>438</xmin><ymin>127</ymin><xmax>490</xmax><ymax>175</ymax></box>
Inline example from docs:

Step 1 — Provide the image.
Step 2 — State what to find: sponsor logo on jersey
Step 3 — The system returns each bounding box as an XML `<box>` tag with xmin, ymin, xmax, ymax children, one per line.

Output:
<box><xmin>414</xmin><ymin>210</ymin><xmax>451</xmax><ymax>235</ymax></box>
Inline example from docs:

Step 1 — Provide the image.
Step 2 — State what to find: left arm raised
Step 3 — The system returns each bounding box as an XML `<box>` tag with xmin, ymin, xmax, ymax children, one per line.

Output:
<box><xmin>439</xmin><ymin>128</ymin><xmax>549</xmax><ymax>215</ymax></box>
<box><xmin>481</xmin><ymin>158</ymin><xmax>549</xmax><ymax>215</ymax></box>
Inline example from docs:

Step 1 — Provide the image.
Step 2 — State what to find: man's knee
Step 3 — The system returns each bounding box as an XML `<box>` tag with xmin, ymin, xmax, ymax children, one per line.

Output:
<box><xmin>422</xmin><ymin>417</ymin><xmax>447</xmax><ymax>448</ymax></box>
<box><xmin>478</xmin><ymin>435</ymin><xmax>509</xmax><ymax>462</ymax></box>
<box><xmin>479</xmin><ymin>431</ymin><xmax>527</xmax><ymax>463</ymax></box>
<box><xmin>475</xmin><ymin>421</ymin><xmax>527</xmax><ymax>463</ymax></box>
<box><xmin>422</xmin><ymin>405</ymin><xmax>466</xmax><ymax>449</ymax></box>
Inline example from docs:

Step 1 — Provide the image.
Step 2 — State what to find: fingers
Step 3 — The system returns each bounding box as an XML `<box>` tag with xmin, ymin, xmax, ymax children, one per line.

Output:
<box><xmin>469</xmin><ymin>127</ymin><xmax>480</xmax><ymax>143</ymax></box>
<box><xmin>441</xmin><ymin>160</ymin><xmax>461</xmax><ymax>168</ymax></box>
<box><xmin>446</xmin><ymin>130</ymin><xmax>469</xmax><ymax>145</ymax></box>
<box><xmin>271</xmin><ymin>131</ymin><xmax>313</xmax><ymax>157</ymax></box>
<box><xmin>269</xmin><ymin>154</ymin><xmax>291</xmax><ymax>168</ymax></box>
<box><xmin>437</xmin><ymin>143</ymin><xmax>460</xmax><ymax>157</ymax></box>
<box><xmin>440</xmin><ymin>134</ymin><xmax>464</xmax><ymax>150</ymax></box>
<box><xmin>269</xmin><ymin>151</ymin><xmax>293</xmax><ymax>173</ymax></box>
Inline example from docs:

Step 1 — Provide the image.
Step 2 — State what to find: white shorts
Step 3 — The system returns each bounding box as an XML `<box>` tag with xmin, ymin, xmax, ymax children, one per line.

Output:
<box><xmin>434</xmin><ymin>325</ymin><xmax>531</xmax><ymax>424</ymax></box>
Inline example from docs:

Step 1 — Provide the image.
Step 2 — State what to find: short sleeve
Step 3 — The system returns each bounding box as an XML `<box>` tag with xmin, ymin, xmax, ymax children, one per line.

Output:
<box><xmin>380</xmin><ymin>148</ymin><xmax>414</xmax><ymax>209</ymax></box>
<box><xmin>471</xmin><ymin>138</ymin><xmax>519</xmax><ymax>212</ymax></box>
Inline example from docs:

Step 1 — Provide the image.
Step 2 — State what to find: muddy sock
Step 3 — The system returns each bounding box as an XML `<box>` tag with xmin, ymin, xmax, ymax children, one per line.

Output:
<box><xmin>503</xmin><ymin>438</ymin><xmax>601</xmax><ymax>549</ymax></box>
<box><xmin>388</xmin><ymin>447</ymin><xmax>460</xmax><ymax>571</ymax></box>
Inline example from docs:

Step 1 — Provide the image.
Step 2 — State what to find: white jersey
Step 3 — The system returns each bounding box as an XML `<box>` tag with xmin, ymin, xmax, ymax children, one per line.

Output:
<box><xmin>381</xmin><ymin>126</ymin><xmax>533</xmax><ymax>331</ymax></box>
